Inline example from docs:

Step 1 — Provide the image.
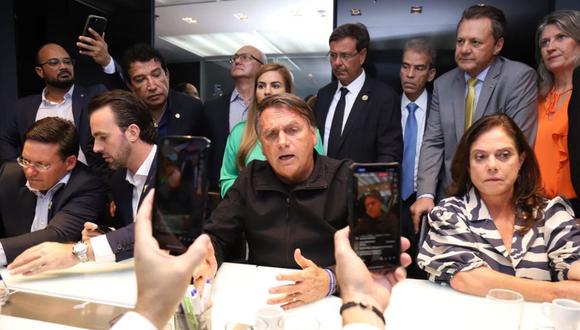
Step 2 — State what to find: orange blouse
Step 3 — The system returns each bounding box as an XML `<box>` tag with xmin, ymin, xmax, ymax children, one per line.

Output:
<box><xmin>534</xmin><ymin>90</ymin><xmax>576</xmax><ymax>199</ymax></box>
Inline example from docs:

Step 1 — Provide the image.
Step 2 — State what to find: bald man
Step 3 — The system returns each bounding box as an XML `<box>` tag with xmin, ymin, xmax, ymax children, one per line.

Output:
<box><xmin>205</xmin><ymin>45</ymin><xmax>266</xmax><ymax>191</ymax></box>
<box><xmin>0</xmin><ymin>35</ymin><xmax>118</xmax><ymax>169</ymax></box>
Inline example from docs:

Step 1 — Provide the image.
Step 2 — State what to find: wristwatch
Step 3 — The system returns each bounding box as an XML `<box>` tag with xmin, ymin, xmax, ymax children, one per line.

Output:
<box><xmin>72</xmin><ymin>241</ymin><xmax>90</xmax><ymax>263</ymax></box>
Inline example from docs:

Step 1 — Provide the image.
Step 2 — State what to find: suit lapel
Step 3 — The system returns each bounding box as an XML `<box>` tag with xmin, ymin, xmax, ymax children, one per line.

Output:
<box><xmin>138</xmin><ymin>153</ymin><xmax>158</xmax><ymax>208</ymax></box>
<box><xmin>72</xmin><ymin>86</ymin><xmax>87</xmax><ymax>127</ymax></box>
<box><xmin>18</xmin><ymin>187</ymin><xmax>36</xmax><ymax>231</ymax></box>
<box><xmin>336</xmin><ymin>77</ymin><xmax>372</xmax><ymax>153</ymax></box>
<box><xmin>315</xmin><ymin>82</ymin><xmax>338</xmax><ymax>135</ymax></box>
<box><xmin>453</xmin><ymin>72</ymin><xmax>466</xmax><ymax>142</ymax></box>
<box><xmin>475</xmin><ymin>57</ymin><xmax>501</xmax><ymax>119</ymax></box>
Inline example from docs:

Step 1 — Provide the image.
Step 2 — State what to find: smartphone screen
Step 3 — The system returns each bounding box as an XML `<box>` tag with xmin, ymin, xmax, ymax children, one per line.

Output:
<box><xmin>349</xmin><ymin>163</ymin><xmax>401</xmax><ymax>272</ymax></box>
<box><xmin>153</xmin><ymin>136</ymin><xmax>210</xmax><ymax>254</ymax></box>
<box><xmin>82</xmin><ymin>15</ymin><xmax>107</xmax><ymax>37</ymax></box>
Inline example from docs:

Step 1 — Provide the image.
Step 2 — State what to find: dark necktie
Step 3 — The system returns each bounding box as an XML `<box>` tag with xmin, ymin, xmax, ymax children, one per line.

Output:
<box><xmin>328</xmin><ymin>87</ymin><xmax>349</xmax><ymax>157</ymax></box>
<box><xmin>402</xmin><ymin>102</ymin><xmax>418</xmax><ymax>200</ymax></box>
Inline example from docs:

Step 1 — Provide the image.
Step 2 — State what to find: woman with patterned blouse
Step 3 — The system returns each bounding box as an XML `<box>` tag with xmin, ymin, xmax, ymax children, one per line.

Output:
<box><xmin>418</xmin><ymin>114</ymin><xmax>580</xmax><ymax>302</ymax></box>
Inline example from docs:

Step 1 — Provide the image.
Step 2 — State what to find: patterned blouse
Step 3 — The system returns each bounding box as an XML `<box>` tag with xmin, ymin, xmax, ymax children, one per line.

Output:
<box><xmin>417</xmin><ymin>189</ymin><xmax>580</xmax><ymax>284</ymax></box>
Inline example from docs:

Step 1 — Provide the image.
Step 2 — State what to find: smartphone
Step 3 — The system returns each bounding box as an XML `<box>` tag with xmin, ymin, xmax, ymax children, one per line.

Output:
<box><xmin>349</xmin><ymin>163</ymin><xmax>401</xmax><ymax>272</ymax></box>
<box><xmin>153</xmin><ymin>136</ymin><xmax>211</xmax><ymax>254</ymax></box>
<box><xmin>82</xmin><ymin>15</ymin><xmax>108</xmax><ymax>37</ymax></box>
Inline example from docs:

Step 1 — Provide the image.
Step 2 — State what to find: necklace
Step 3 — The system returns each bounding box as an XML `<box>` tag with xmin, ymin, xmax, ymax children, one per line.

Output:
<box><xmin>544</xmin><ymin>88</ymin><xmax>572</xmax><ymax>120</ymax></box>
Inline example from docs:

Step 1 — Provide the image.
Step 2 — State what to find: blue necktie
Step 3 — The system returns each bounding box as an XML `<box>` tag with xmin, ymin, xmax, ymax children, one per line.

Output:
<box><xmin>402</xmin><ymin>102</ymin><xmax>418</xmax><ymax>200</ymax></box>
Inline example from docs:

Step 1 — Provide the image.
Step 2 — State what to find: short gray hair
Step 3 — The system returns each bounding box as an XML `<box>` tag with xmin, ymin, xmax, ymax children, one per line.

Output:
<box><xmin>403</xmin><ymin>38</ymin><xmax>436</xmax><ymax>68</ymax></box>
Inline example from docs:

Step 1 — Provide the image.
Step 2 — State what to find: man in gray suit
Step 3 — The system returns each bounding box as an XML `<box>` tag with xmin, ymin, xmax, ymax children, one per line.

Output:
<box><xmin>410</xmin><ymin>4</ymin><xmax>537</xmax><ymax>230</ymax></box>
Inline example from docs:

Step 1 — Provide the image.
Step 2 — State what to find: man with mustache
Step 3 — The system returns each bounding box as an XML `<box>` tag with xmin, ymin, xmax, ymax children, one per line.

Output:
<box><xmin>398</xmin><ymin>38</ymin><xmax>436</xmax><ymax>278</ymax></box>
<box><xmin>120</xmin><ymin>44</ymin><xmax>206</xmax><ymax>142</ymax></box>
<box><xmin>313</xmin><ymin>23</ymin><xmax>402</xmax><ymax>164</ymax></box>
<box><xmin>410</xmin><ymin>4</ymin><xmax>538</xmax><ymax>233</ymax></box>
<box><xmin>0</xmin><ymin>33</ymin><xmax>118</xmax><ymax>169</ymax></box>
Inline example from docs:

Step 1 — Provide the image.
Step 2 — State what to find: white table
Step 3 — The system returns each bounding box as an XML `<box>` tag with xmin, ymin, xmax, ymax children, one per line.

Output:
<box><xmin>213</xmin><ymin>263</ymin><xmax>554</xmax><ymax>330</ymax></box>
<box><xmin>0</xmin><ymin>260</ymin><xmax>136</xmax><ymax>308</ymax></box>
<box><xmin>0</xmin><ymin>261</ymin><xmax>556</xmax><ymax>330</ymax></box>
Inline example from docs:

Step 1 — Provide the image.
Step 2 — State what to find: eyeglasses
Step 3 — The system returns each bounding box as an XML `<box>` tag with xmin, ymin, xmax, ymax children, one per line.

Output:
<box><xmin>327</xmin><ymin>51</ymin><xmax>359</xmax><ymax>62</ymax></box>
<box><xmin>228</xmin><ymin>53</ymin><xmax>264</xmax><ymax>65</ymax></box>
<box><xmin>38</xmin><ymin>58</ymin><xmax>75</xmax><ymax>67</ymax></box>
<box><xmin>17</xmin><ymin>156</ymin><xmax>51</xmax><ymax>171</ymax></box>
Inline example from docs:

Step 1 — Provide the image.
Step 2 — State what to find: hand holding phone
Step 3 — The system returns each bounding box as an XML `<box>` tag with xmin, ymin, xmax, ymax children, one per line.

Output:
<box><xmin>82</xmin><ymin>15</ymin><xmax>107</xmax><ymax>38</ymax></box>
<box><xmin>349</xmin><ymin>163</ymin><xmax>402</xmax><ymax>272</ymax></box>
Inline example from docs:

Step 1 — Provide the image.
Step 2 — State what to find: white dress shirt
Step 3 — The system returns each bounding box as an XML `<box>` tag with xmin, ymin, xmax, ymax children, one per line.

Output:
<box><xmin>401</xmin><ymin>90</ymin><xmax>428</xmax><ymax>192</ymax></box>
<box><xmin>90</xmin><ymin>145</ymin><xmax>157</xmax><ymax>263</ymax></box>
<box><xmin>0</xmin><ymin>172</ymin><xmax>71</xmax><ymax>266</ymax></box>
<box><xmin>323</xmin><ymin>70</ymin><xmax>366</xmax><ymax>154</ymax></box>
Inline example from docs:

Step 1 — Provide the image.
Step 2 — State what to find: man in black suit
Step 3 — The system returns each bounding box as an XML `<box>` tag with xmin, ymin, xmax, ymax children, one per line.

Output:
<box><xmin>8</xmin><ymin>91</ymin><xmax>157</xmax><ymax>275</ymax></box>
<box><xmin>120</xmin><ymin>44</ymin><xmax>206</xmax><ymax>141</ymax></box>
<box><xmin>313</xmin><ymin>23</ymin><xmax>402</xmax><ymax>163</ymax></box>
<box><xmin>0</xmin><ymin>117</ymin><xmax>106</xmax><ymax>268</ymax></box>
<box><xmin>399</xmin><ymin>38</ymin><xmax>436</xmax><ymax>278</ymax></box>
<box><xmin>205</xmin><ymin>45</ymin><xmax>266</xmax><ymax>191</ymax></box>
<box><xmin>0</xmin><ymin>35</ymin><xmax>119</xmax><ymax>169</ymax></box>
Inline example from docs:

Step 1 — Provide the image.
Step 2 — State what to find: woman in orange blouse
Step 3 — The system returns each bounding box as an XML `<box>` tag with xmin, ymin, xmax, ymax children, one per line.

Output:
<box><xmin>534</xmin><ymin>10</ymin><xmax>580</xmax><ymax>216</ymax></box>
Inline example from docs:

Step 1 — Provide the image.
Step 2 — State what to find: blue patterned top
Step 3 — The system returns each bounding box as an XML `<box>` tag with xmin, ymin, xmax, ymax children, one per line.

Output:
<box><xmin>418</xmin><ymin>188</ymin><xmax>580</xmax><ymax>284</ymax></box>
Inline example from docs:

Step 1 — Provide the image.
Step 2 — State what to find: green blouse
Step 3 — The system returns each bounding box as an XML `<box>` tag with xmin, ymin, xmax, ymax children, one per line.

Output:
<box><xmin>219</xmin><ymin>120</ymin><xmax>325</xmax><ymax>196</ymax></box>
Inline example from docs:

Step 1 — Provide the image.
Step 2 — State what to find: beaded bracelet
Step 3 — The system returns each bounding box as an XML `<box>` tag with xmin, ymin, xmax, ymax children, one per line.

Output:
<box><xmin>339</xmin><ymin>301</ymin><xmax>386</xmax><ymax>325</ymax></box>
<box><xmin>323</xmin><ymin>268</ymin><xmax>336</xmax><ymax>297</ymax></box>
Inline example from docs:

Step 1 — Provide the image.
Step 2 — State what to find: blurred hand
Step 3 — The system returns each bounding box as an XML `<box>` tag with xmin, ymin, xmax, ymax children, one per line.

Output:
<box><xmin>8</xmin><ymin>242</ymin><xmax>79</xmax><ymax>276</ymax></box>
<box><xmin>76</xmin><ymin>28</ymin><xmax>111</xmax><ymax>67</ymax></box>
<box><xmin>192</xmin><ymin>243</ymin><xmax>217</xmax><ymax>294</ymax></box>
<box><xmin>133</xmin><ymin>189</ymin><xmax>213</xmax><ymax>329</ymax></box>
<box><xmin>82</xmin><ymin>221</ymin><xmax>102</xmax><ymax>241</ymax></box>
<box><xmin>410</xmin><ymin>197</ymin><xmax>434</xmax><ymax>233</ymax></box>
<box><xmin>334</xmin><ymin>227</ymin><xmax>411</xmax><ymax>312</ymax></box>
<box><xmin>268</xmin><ymin>249</ymin><xmax>330</xmax><ymax>310</ymax></box>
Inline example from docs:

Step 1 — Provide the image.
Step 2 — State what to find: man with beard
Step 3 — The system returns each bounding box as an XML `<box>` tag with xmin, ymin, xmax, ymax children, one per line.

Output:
<box><xmin>0</xmin><ymin>36</ymin><xmax>118</xmax><ymax>169</ymax></box>
<box><xmin>7</xmin><ymin>90</ymin><xmax>158</xmax><ymax>274</ymax></box>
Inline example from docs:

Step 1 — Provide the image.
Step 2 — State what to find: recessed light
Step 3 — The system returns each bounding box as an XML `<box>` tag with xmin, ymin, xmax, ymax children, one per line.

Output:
<box><xmin>410</xmin><ymin>6</ymin><xmax>423</xmax><ymax>14</ymax></box>
<box><xmin>233</xmin><ymin>13</ymin><xmax>249</xmax><ymax>21</ymax></box>
<box><xmin>317</xmin><ymin>10</ymin><xmax>327</xmax><ymax>17</ymax></box>
<box><xmin>181</xmin><ymin>17</ymin><xmax>198</xmax><ymax>24</ymax></box>
<box><xmin>350</xmin><ymin>8</ymin><xmax>361</xmax><ymax>16</ymax></box>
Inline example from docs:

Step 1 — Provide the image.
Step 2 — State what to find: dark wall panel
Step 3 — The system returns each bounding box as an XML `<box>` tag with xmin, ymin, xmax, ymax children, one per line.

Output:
<box><xmin>0</xmin><ymin>0</ymin><xmax>17</xmax><ymax>124</ymax></box>
<box><xmin>14</xmin><ymin>0</ymin><xmax>153</xmax><ymax>97</ymax></box>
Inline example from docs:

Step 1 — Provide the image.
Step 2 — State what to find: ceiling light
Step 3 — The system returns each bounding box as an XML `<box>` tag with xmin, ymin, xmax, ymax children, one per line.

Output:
<box><xmin>233</xmin><ymin>13</ymin><xmax>249</xmax><ymax>21</ymax></box>
<box><xmin>317</xmin><ymin>10</ymin><xmax>327</xmax><ymax>17</ymax></box>
<box><xmin>350</xmin><ymin>8</ymin><xmax>361</xmax><ymax>16</ymax></box>
<box><xmin>181</xmin><ymin>17</ymin><xmax>198</xmax><ymax>24</ymax></box>
<box><xmin>410</xmin><ymin>6</ymin><xmax>423</xmax><ymax>14</ymax></box>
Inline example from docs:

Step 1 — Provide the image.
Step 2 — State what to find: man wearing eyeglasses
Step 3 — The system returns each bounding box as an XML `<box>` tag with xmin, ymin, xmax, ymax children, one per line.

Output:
<box><xmin>313</xmin><ymin>23</ymin><xmax>402</xmax><ymax>164</ymax></box>
<box><xmin>120</xmin><ymin>44</ymin><xmax>206</xmax><ymax>143</ymax></box>
<box><xmin>0</xmin><ymin>117</ymin><xmax>106</xmax><ymax>268</ymax></box>
<box><xmin>0</xmin><ymin>31</ymin><xmax>119</xmax><ymax>170</ymax></box>
<box><xmin>205</xmin><ymin>45</ymin><xmax>266</xmax><ymax>191</ymax></box>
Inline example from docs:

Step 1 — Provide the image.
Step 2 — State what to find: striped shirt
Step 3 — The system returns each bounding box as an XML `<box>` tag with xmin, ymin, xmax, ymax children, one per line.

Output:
<box><xmin>418</xmin><ymin>189</ymin><xmax>580</xmax><ymax>284</ymax></box>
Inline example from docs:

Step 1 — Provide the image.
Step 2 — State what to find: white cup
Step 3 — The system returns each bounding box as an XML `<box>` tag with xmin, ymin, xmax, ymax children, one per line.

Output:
<box><xmin>542</xmin><ymin>298</ymin><xmax>580</xmax><ymax>330</ymax></box>
<box><xmin>485</xmin><ymin>288</ymin><xmax>524</xmax><ymax>330</ymax></box>
<box><xmin>254</xmin><ymin>306</ymin><xmax>285</xmax><ymax>330</ymax></box>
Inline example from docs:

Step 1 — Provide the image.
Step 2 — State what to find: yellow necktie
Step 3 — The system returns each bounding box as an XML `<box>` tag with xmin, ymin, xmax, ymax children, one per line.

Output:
<box><xmin>464</xmin><ymin>77</ymin><xmax>478</xmax><ymax>130</ymax></box>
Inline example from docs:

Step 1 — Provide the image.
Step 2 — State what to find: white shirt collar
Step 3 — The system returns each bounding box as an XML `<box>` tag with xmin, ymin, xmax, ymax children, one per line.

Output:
<box><xmin>41</xmin><ymin>85</ymin><xmax>75</xmax><ymax>106</ymax></box>
<box><xmin>125</xmin><ymin>144</ymin><xmax>157</xmax><ymax>186</ymax></box>
<box><xmin>337</xmin><ymin>70</ymin><xmax>366</xmax><ymax>93</ymax></box>
<box><xmin>402</xmin><ymin>89</ymin><xmax>428</xmax><ymax>112</ymax></box>
<box><xmin>26</xmin><ymin>171</ymin><xmax>72</xmax><ymax>197</ymax></box>
<box><xmin>464</xmin><ymin>65</ymin><xmax>491</xmax><ymax>84</ymax></box>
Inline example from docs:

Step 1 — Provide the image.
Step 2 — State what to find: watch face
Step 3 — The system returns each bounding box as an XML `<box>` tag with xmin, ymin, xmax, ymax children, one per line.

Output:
<box><xmin>73</xmin><ymin>242</ymin><xmax>86</xmax><ymax>254</ymax></box>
